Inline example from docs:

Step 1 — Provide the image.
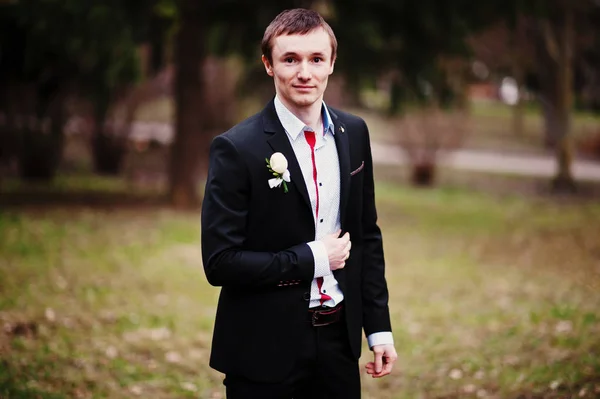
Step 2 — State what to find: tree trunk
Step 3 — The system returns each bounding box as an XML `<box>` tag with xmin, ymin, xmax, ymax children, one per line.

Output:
<box><xmin>18</xmin><ymin>116</ymin><xmax>64</xmax><ymax>181</ymax></box>
<box><xmin>552</xmin><ymin>5</ymin><xmax>576</xmax><ymax>191</ymax></box>
<box><xmin>17</xmin><ymin>86</ymin><xmax>65</xmax><ymax>181</ymax></box>
<box><xmin>540</xmin><ymin>92</ymin><xmax>560</xmax><ymax>148</ymax></box>
<box><xmin>509</xmin><ymin>14</ymin><xmax>525</xmax><ymax>137</ymax></box>
<box><xmin>92</xmin><ymin>133</ymin><xmax>126</xmax><ymax>175</ymax></box>
<box><xmin>512</xmin><ymin>93</ymin><xmax>525</xmax><ymax>137</ymax></box>
<box><xmin>410</xmin><ymin>163</ymin><xmax>436</xmax><ymax>186</ymax></box>
<box><xmin>91</xmin><ymin>100</ymin><xmax>126</xmax><ymax>175</ymax></box>
<box><xmin>511</xmin><ymin>51</ymin><xmax>525</xmax><ymax>137</ymax></box>
<box><xmin>169</xmin><ymin>0</ymin><xmax>206</xmax><ymax>209</ymax></box>
<box><xmin>538</xmin><ymin>23</ymin><xmax>560</xmax><ymax>148</ymax></box>
<box><xmin>148</xmin><ymin>14</ymin><xmax>168</xmax><ymax>76</ymax></box>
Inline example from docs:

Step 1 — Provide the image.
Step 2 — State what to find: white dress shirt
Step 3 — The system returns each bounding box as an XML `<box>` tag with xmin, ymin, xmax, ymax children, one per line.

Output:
<box><xmin>274</xmin><ymin>96</ymin><xmax>393</xmax><ymax>348</ymax></box>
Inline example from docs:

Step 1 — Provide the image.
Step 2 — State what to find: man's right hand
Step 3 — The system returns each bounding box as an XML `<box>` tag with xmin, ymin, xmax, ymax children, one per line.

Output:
<box><xmin>322</xmin><ymin>230</ymin><xmax>351</xmax><ymax>271</ymax></box>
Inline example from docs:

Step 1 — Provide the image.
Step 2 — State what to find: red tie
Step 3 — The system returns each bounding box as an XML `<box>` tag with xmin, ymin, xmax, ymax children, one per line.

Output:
<box><xmin>304</xmin><ymin>130</ymin><xmax>332</xmax><ymax>306</ymax></box>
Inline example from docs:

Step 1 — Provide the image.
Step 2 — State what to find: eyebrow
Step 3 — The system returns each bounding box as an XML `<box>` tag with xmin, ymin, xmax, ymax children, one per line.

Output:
<box><xmin>281</xmin><ymin>51</ymin><xmax>328</xmax><ymax>58</ymax></box>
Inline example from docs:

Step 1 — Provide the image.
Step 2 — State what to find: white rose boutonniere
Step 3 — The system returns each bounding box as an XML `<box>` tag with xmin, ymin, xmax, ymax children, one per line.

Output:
<box><xmin>266</xmin><ymin>152</ymin><xmax>291</xmax><ymax>193</ymax></box>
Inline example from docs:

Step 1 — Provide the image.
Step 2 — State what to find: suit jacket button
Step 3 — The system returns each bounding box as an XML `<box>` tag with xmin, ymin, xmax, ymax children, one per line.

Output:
<box><xmin>302</xmin><ymin>292</ymin><xmax>310</xmax><ymax>301</ymax></box>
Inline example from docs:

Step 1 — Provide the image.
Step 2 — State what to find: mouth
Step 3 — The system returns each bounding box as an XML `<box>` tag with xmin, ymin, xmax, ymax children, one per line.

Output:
<box><xmin>293</xmin><ymin>85</ymin><xmax>314</xmax><ymax>91</ymax></box>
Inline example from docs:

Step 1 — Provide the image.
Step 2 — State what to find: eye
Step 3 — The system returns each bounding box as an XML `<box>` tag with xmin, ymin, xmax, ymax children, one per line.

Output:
<box><xmin>313</xmin><ymin>57</ymin><xmax>323</xmax><ymax>63</ymax></box>
<box><xmin>284</xmin><ymin>57</ymin><xmax>295</xmax><ymax>63</ymax></box>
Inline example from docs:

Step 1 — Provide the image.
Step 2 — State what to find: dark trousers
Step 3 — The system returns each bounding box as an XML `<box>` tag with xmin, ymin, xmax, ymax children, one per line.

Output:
<box><xmin>224</xmin><ymin>315</ymin><xmax>360</xmax><ymax>399</ymax></box>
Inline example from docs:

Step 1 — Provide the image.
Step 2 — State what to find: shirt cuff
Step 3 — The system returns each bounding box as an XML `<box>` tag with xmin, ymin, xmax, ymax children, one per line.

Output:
<box><xmin>367</xmin><ymin>332</ymin><xmax>394</xmax><ymax>349</ymax></box>
<box><xmin>307</xmin><ymin>241</ymin><xmax>331</xmax><ymax>278</ymax></box>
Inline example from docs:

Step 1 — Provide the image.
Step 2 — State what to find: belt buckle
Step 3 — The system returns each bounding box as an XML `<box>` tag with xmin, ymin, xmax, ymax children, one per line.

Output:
<box><xmin>311</xmin><ymin>311</ymin><xmax>330</xmax><ymax>327</ymax></box>
<box><xmin>311</xmin><ymin>306</ymin><xmax>341</xmax><ymax>327</ymax></box>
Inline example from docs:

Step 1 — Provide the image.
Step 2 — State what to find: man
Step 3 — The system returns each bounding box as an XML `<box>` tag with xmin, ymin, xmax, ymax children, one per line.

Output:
<box><xmin>201</xmin><ymin>8</ymin><xmax>397</xmax><ymax>398</ymax></box>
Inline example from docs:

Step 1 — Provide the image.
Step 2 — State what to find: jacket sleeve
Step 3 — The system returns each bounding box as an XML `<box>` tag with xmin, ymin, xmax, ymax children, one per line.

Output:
<box><xmin>201</xmin><ymin>135</ymin><xmax>315</xmax><ymax>287</ymax></box>
<box><xmin>359</xmin><ymin>120</ymin><xmax>393</xmax><ymax>336</ymax></box>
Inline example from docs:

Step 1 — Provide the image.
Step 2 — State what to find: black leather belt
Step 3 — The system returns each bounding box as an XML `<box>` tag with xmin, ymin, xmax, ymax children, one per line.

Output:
<box><xmin>308</xmin><ymin>303</ymin><xmax>343</xmax><ymax>327</ymax></box>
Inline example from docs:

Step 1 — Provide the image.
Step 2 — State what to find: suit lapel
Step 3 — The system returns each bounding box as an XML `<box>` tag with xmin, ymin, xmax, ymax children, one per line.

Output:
<box><xmin>263</xmin><ymin>101</ymin><xmax>312</xmax><ymax>212</ymax></box>
<box><xmin>262</xmin><ymin>101</ymin><xmax>351</xmax><ymax>230</ymax></box>
<box><xmin>329</xmin><ymin>110</ymin><xmax>350</xmax><ymax>290</ymax></box>
<box><xmin>330</xmin><ymin>110</ymin><xmax>351</xmax><ymax>230</ymax></box>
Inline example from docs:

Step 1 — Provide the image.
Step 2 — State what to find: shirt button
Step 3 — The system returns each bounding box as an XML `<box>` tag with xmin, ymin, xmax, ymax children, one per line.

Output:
<box><xmin>322</xmin><ymin>289</ymin><xmax>327</xmax><ymax>293</ymax></box>
<box><xmin>319</xmin><ymin>182</ymin><xmax>322</xmax><ymax>186</ymax></box>
<box><xmin>320</xmin><ymin>219</ymin><xmax>323</xmax><ymax>223</ymax></box>
<box><xmin>302</xmin><ymin>292</ymin><xmax>310</xmax><ymax>301</ymax></box>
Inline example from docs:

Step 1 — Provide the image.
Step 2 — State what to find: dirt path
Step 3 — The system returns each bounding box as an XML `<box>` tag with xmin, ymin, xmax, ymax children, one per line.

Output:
<box><xmin>124</xmin><ymin>121</ymin><xmax>600</xmax><ymax>182</ymax></box>
<box><xmin>371</xmin><ymin>142</ymin><xmax>600</xmax><ymax>182</ymax></box>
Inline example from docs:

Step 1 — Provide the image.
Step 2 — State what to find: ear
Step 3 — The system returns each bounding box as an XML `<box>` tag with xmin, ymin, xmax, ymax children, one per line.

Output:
<box><xmin>262</xmin><ymin>55</ymin><xmax>274</xmax><ymax>77</ymax></box>
<box><xmin>329</xmin><ymin>55</ymin><xmax>336</xmax><ymax>75</ymax></box>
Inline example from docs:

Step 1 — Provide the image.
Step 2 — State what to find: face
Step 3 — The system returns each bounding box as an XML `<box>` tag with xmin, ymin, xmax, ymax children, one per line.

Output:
<box><xmin>262</xmin><ymin>27</ymin><xmax>335</xmax><ymax>114</ymax></box>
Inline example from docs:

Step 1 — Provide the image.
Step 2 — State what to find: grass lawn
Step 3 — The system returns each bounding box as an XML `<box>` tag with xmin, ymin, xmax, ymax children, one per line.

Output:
<box><xmin>1</xmin><ymin>173</ymin><xmax>600</xmax><ymax>398</ymax></box>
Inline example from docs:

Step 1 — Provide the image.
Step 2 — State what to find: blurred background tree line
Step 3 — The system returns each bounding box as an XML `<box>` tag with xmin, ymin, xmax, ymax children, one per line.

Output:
<box><xmin>1</xmin><ymin>0</ymin><xmax>599</xmax><ymax>208</ymax></box>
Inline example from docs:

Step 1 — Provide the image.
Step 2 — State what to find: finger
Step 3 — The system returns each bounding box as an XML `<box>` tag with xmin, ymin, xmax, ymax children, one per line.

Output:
<box><xmin>345</xmin><ymin>240</ymin><xmax>352</xmax><ymax>253</ymax></box>
<box><xmin>339</xmin><ymin>232</ymin><xmax>350</xmax><ymax>243</ymax></box>
<box><xmin>376</xmin><ymin>354</ymin><xmax>397</xmax><ymax>377</ymax></box>
<box><xmin>370</xmin><ymin>367</ymin><xmax>389</xmax><ymax>378</ymax></box>
<box><xmin>365</xmin><ymin>362</ymin><xmax>375</xmax><ymax>374</ymax></box>
<box><xmin>374</xmin><ymin>351</ymin><xmax>383</xmax><ymax>374</ymax></box>
<box><xmin>385</xmin><ymin>353</ymin><xmax>398</xmax><ymax>366</ymax></box>
<box><xmin>380</xmin><ymin>358</ymin><xmax>394</xmax><ymax>375</ymax></box>
<box><xmin>369</xmin><ymin>369</ymin><xmax>385</xmax><ymax>378</ymax></box>
<box><xmin>373</xmin><ymin>370</ymin><xmax>391</xmax><ymax>378</ymax></box>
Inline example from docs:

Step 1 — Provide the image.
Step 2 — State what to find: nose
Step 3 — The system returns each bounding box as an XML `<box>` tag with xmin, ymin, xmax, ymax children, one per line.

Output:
<box><xmin>297</xmin><ymin>61</ymin><xmax>311</xmax><ymax>80</ymax></box>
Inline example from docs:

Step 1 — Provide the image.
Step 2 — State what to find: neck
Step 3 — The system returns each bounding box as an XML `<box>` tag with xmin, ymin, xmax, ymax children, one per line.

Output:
<box><xmin>278</xmin><ymin>95</ymin><xmax>323</xmax><ymax>132</ymax></box>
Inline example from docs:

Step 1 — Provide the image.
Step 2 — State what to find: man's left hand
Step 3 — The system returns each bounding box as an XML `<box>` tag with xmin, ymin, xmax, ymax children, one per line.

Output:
<box><xmin>365</xmin><ymin>344</ymin><xmax>397</xmax><ymax>378</ymax></box>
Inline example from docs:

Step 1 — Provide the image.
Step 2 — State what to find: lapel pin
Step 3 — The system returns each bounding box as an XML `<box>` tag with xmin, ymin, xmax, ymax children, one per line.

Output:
<box><xmin>339</xmin><ymin>126</ymin><xmax>345</xmax><ymax>133</ymax></box>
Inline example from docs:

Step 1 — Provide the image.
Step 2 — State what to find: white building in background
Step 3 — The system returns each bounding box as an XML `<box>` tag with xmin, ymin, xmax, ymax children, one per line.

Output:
<box><xmin>499</xmin><ymin>77</ymin><xmax>519</xmax><ymax>106</ymax></box>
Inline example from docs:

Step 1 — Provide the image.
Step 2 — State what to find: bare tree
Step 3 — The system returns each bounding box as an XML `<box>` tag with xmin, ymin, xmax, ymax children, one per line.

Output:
<box><xmin>398</xmin><ymin>107</ymin><xmax>470</xmax><ymax>186</ymax></box>
<box><xmin>169</xmin><ymin>0</ymin><xmax>207</xmax><ymax>209</ymax></box>
<box><xmin>535</xmin><ymin>1</ymin><xmax>576</xmax><ymax>191</ymax></box>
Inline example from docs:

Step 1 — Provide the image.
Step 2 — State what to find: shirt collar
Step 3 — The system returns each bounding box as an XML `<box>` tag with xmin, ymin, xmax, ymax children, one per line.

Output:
<box><xmin>274</xmin><ymin>95</ymin><xmax>335</xmax><ymax>141</ymax></box>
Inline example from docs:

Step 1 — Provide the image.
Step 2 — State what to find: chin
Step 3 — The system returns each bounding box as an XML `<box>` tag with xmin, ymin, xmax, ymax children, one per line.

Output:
<box><xmin>291</xmin><ymin>95</ymin><xmax>319</xmax><ymax>107</ymax></box>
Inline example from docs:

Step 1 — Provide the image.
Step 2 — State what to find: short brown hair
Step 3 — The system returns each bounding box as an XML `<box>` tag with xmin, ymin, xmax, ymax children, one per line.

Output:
<box><xmin>261</xmin><ymin>8</ymin><xmax>337</xmax><ymax>64</ymax></box>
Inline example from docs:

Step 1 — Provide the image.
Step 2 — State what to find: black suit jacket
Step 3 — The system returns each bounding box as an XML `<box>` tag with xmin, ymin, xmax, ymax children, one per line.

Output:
<box><xmin>201</xmin><ymin>99</ymin><xmax>391</xmax><ymax>383</ymax></box>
